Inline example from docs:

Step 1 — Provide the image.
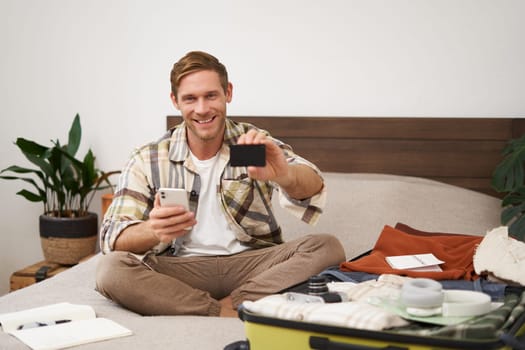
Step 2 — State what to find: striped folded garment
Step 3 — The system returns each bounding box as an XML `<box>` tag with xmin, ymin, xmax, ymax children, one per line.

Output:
<box><xmin>242</xmin><ymin>294</ymin><xmax>409</xmax><ymax>331</ymax></box>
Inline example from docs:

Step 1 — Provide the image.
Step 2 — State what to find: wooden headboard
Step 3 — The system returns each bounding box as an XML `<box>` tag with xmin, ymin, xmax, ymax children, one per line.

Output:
<box><xmin>167</xmin><ymin>116</ymin><xmax>525</xmax><ymax>197</ymax></box>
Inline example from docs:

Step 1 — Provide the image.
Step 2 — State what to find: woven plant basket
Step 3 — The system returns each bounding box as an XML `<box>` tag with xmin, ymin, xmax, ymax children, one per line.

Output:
<box><xmin>40</xmin><ymin>235</ymin><xmax>97</xmax><ymax>265</ymax></box>
<box><xmin>39</xmin><ymin>212</ymin><xmax>98</xmax><ymax>265</ymax></box>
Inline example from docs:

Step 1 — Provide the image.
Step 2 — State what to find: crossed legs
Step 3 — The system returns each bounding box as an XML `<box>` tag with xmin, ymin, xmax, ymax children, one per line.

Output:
<box><xmin>96</xmin><ymin>234</ymin><xmax>345</xmax><ymax>316</ymax></box>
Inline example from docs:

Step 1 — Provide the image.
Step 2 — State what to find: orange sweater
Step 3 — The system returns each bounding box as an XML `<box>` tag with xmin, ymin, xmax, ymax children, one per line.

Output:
<box><xmin>340</xmin><ymin>225</ymin><xmax>483</xmax><ymax>280</ymax></box>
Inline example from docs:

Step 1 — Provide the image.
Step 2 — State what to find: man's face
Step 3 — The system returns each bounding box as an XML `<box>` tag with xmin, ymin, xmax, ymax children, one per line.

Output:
<box><xmin>171</xmin><ymin>70</ymin><xmax>232</xmax><ymax>148</ymax></box>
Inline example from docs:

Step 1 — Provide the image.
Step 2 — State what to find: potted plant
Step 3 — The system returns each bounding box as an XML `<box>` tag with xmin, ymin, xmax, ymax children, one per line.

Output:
<box><xmin>491</xmin><ymin>133</ymin><xmax>525</xmax><ymax>242</ymax></box>
<box><xmin>0</xmin><ymin>114</ymin><xmax>118</xmax><ymax>265</ymax></box>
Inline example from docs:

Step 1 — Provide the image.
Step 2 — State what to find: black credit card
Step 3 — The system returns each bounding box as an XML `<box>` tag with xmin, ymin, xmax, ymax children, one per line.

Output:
<box><xmin>230</xmin><ymin>144</ymin><xmax>266</xmax><ymax>167</ymax></box>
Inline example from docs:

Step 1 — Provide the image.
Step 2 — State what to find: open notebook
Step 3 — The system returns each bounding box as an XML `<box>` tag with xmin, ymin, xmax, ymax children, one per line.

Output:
<box><xmin>0</xmin><ymin>302</ymin><xmax>132</xmax><ymax>350</ymax></box>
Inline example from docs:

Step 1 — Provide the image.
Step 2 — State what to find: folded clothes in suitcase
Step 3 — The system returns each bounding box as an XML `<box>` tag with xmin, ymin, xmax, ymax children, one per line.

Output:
<box><xmin>225</xmin><ymin>224</ymin><xmax>525</xmax><ymax>349</ymax></box>
<box><xmin>227</xmin><ymin>288</ymin><xmax>525</xmax><ymax>350</ymax></box>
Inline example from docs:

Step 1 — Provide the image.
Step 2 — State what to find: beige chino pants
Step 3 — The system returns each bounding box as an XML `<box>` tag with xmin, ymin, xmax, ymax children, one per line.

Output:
<box><xmin>95</xmin><ymin>233</ymin><xmax>345</xmax><ymax>316</ymax></box>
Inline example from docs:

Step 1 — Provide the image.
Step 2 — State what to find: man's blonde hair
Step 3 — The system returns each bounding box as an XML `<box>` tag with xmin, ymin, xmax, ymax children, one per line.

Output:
<box><xmin>170</xmin><ymin>51</ymin><xmax>229</xmax><ymax>99</ymax></box>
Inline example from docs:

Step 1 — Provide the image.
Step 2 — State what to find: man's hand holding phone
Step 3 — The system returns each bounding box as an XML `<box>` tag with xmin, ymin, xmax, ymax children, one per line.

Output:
<box><xmin>148</xmin><ymin>188</ymin><xmax>196</xmax><ymax>244</ymax></box>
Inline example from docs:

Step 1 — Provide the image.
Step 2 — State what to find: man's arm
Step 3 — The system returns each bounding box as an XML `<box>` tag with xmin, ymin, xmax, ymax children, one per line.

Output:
<box><xmin>272</xmin><ymin>163</ymin><xmax>323</xmax><ymax>200</ymax></box>
<box><xmin>114</xmin><ymin>195</ymin><xmax>197</xmax><ymax>253</ymax></box>
<box><xmin>114</xmin><ymin>221</ymin><xmax>161</xmax><ymax>253</ymax></box>
<box><xmin>237</xmin><ymin>129</ymin><xmax>324</xmax><ymax>200</ymax></box>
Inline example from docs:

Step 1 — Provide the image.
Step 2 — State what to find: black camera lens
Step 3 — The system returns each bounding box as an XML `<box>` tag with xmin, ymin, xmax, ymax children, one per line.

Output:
<box><xmin>308</xmin><ymin>275</ymin><xmax>329</xmax><ymax>296</ymax></box>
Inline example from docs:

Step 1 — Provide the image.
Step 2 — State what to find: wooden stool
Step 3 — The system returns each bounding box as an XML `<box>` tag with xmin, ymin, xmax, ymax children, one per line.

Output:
<box><xmin>10</xmin><ymin>261</ymin><xmax>70</xmax><ymax>292</ymax></box>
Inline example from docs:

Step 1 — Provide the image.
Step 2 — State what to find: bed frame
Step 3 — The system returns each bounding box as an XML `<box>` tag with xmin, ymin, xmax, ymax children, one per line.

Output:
<box><xmin>167</xmin><ymin>116</ymin><xmax>525</xmax><ymax>197</ymax></box>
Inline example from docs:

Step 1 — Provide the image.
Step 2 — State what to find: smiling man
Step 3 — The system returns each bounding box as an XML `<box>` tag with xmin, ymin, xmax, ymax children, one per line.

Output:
<box><xmin>96</xmin><ymin>51</ymin><xmax>345</xmax><ymax>317</ymax></box>
<box><xmin>172</xmin><ymin>69</ymin><xmax>231</xmax><ymax>154</ymax></box>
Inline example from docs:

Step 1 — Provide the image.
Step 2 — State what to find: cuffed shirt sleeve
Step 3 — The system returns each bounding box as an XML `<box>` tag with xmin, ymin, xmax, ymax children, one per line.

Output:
<box><xmin>274</xmin><ymin>142</ymin><xmax>327</xmax><ymax>225</ymax></box>
<box><xmin>99</xmin><ymin>148</ymin><xmax>161</xmax><ymax>254</ymax></box>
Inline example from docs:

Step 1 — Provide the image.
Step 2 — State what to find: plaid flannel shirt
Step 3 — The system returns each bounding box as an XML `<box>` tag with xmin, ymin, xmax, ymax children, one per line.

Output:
<box><xmin>100</xmin><ymin>118</ymin><xmax>326</xmax><ymax>256</ymax></box>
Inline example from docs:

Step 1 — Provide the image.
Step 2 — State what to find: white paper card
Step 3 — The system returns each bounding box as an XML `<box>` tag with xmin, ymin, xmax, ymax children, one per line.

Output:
<box><xmin>385</xmin><ymin>253</ymin><xmax>444</xmax><ymax>270</ymax></box>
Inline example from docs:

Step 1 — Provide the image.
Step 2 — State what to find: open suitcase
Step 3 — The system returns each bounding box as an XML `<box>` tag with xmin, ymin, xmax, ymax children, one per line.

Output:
<box><xmin>225</xmin><ymin>269</ymin><xmax>525</xmax><ymax>349</ymax></box>
<box><xmin>225</xmin><ymin>225</ymin><xmax>525</xmax><ymax>349</ymax></box>
<box><xmin>228</xmin><ymin>301</ymin><xmax>525</xmax><ymax>350</ymax></box>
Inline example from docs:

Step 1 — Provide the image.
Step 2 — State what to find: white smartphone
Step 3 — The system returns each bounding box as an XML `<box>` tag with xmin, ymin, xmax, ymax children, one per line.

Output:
<box><xmin>158</xmin><ymin>188</ymin><xmax>189</xmax><ymax>210</ymax></box>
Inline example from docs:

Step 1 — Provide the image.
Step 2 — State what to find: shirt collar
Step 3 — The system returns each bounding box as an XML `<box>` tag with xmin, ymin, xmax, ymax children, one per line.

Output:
<box><xmin>168</xmin><ymin>118</ymin><xmax>245</xmax><ymax>163</ymax></box>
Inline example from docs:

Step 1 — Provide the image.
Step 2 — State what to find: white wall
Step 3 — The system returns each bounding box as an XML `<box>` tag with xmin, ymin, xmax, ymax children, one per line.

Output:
<box><xmin>1</xmin><ymin>0</ymin><xmax>524</xmax><ymax>295</ymax></box>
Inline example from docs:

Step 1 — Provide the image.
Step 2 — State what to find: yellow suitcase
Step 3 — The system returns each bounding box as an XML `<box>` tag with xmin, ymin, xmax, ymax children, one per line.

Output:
<box><xmin>226</xmin><ymin>297</ymin><xmax>525</xmax><ymax>350</ymax></box>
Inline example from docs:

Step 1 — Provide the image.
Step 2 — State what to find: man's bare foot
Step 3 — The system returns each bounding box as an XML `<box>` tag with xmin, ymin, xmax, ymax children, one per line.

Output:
<box><xmin>219</xmin><ymin>295</ymin><xmax>237</xmax><ymax>318</ymax></box>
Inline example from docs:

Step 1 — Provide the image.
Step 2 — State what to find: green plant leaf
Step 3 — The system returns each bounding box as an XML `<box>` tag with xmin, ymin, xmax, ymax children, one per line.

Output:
<box><xmin>1</xmin><ymin>114</ymin><xmax>118</xmax><ymax>217</ymax></box>
<box><xmin>14</xmin><ymin>138</ymin><xmax>48</xmax><ymax>157</ymax></box>
<box><xmin>94</xmin><ymin>170</ymin><xmax>121</xmax><ymax>191</ymax></box>
<box><xmin>82</xmin><ymin>149</ymin><xmax>98</xmax><ymax>188</ymax></box>
<box><xmin>66</xmin><ymin>114</ymin><xmax>81</xmax><ymax>157</ymax></box>
<box><xmin>508</xmin><ymin>214</ymin><xmax>525</xmax><ymax>242</ymax></box>
<box><xmin>1</xmin><ymin>165</ymin><xmax>41</xmax><ymax>175</ymax></box>
<box><xmin>0</xmin><ymin>166</ymin><xmax>53</xmax><ymax>193</ymax></box>
<box><xmin>14</xmin><ymin>138</ymin><xmax>55</xmax><ymax>181</ymax></box>
<box><xmin>0</xmin><ymin>173</ymin><xmax>41</xmax><ymax>186</ymax></box>
<box><xmin>500</xmin><ymin>192</ymin><xmax>525</xmax><ymax>242</ymax></box>
<box><xmin>16</xmin><ymin>189</ymin><xmax>44</xmax><ymax>202</ymax></box>
<box><xmin>0</xmin><ymin>172</ymin><xmax>47</xmax><ymax>198</ymax></box>
<box><xmin>49</xmin><ymin>141</ymin><xmax>64</xmax><ymax>171</ymax></box>
<box><xmin>1</xmin><ymin>174</ymin><xmax>47</xmax><ymax>211</ymax></box>
<box><xmin>501</xmin><ymin>203</ymin><xmax>524</xmax><ymax>224</ymax></box>
<box><xmin>501</xmin><ymin>187</ymin><xmax>525</xmax><ymax>207</ymax></box>
<box><xmin>492</xmin><ymin>134</ymin><xmax>525</xmax><ymax>193</ymax></box>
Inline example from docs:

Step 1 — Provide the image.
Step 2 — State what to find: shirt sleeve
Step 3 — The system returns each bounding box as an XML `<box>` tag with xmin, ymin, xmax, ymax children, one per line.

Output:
<box><xmin>99</xmin><ymin>149</ymin><xmax>156</xmax><ymax>253</ymax></box>
<box><xmin>272</xmin><ymin>139</ymin><xmax>327</xmax><ymax>225</ymax></box>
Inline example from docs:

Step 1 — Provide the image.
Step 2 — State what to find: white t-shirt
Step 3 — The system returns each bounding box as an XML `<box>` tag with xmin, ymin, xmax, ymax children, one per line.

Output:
<box><xmin>177</xmin><ymin>151</ymin><xmax>250</xmax><ymax>257</ymax></box>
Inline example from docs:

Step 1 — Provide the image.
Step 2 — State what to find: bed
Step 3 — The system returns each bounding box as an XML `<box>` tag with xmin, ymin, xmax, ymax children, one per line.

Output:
<box><xmin>0</xmin><ymin>116</ymin><xmax>516</xmax><ymax>349</ymax></box>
